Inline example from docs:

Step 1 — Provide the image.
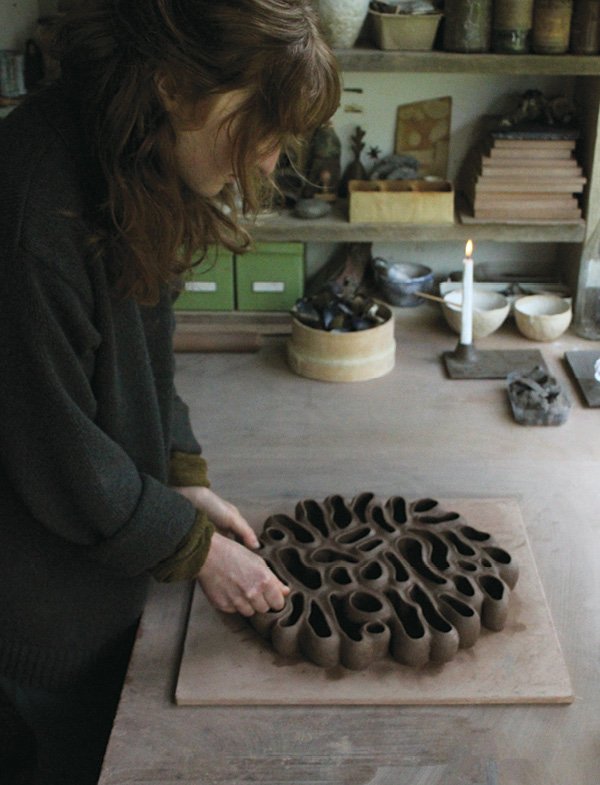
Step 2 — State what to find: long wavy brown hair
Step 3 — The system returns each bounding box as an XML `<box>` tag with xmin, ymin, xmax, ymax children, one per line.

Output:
<box><xmin>55</xmin><ymin>0</ymin><xmax>340</xmax><ymax>304</ymax></box>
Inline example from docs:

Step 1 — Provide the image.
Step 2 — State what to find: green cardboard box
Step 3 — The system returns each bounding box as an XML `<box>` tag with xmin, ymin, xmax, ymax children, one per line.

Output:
<box><xmin>235</xmin><ymin>242</ymin><xmax>304</xmax><ymax>312</ymax></box>
<box><xmin>173</xmin><ymin>247</ymin><xmax>235</xmax><ymax>311</ymax></box>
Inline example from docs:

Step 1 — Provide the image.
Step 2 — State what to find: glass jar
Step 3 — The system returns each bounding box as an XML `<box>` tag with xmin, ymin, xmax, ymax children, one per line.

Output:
<box><xmin>573</xmin><ymin>217</ymin><xmax>600</xmax><ymax>339</ymax></box>
<box><xmin>570</xmin><ymin>0</ymin><xmax>600</xmax><ymax>53</ymax></box>
<box><xmin>443</xmin><ymin>0</ymin><xmax>493</xmax><ymax>52</ymax></box>
<box><xmin>493</xmin><ymin>0</ymin><xmax>535</xmax><ymax>52</ymax></box>
<box><xmin>532</xmin><ymin>0</ymin><xmax>574</xmax><ymax>53</ymax></box>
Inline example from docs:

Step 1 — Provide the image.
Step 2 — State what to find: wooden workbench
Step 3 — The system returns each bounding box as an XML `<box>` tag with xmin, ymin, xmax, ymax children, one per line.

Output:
<box><xmin>98</xmin><ymin>305</ymin><xmax>600</xmax><ymax>785</ymax></box>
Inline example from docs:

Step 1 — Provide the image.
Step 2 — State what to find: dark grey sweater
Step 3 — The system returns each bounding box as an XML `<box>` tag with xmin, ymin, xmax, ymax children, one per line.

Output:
<box><xmin>0</xmin><ymin>85</ymin><xmax>203</xmax><ymax>689</ymax></box>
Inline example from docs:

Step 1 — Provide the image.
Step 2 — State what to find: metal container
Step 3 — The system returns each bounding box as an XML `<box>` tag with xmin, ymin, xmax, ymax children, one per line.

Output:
<box><xmin>443</xmin><ymin>0</ymin><xmax>493</xmax><ymax>51</ymax></box>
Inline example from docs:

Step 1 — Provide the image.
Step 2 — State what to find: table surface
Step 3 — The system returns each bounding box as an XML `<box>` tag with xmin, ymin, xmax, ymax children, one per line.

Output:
<box><xmin>98</xmin><ymin>306</ymin><xmax>600</xmax><ymax>785</ymax></box>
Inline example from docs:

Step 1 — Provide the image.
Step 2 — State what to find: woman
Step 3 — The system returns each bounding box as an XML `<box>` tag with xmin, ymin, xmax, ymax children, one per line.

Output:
<box><xmin>0</xmin><ymin>1</ymin><xmax>340</xmax><ymax>782</ymax></box>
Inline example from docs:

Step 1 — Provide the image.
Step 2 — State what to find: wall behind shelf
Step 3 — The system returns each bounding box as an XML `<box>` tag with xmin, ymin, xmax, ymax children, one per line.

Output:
<box><xmin>332</xmin><ymin>71</ymin><xmax>575</xmax><ymax>182</ymax></box>
<box><xmin>305</xmin><ymin>69</ymin><xmax>578</xmax><ymax>282</ymax></box>
<box><xmin>0</xmin><ymin>0</ymin><xmax>38</xmax><ymax>50</ymax></box>
<box><xmin>1</xmin><ymin>2</ymin><xmax>582</xmax><ymax>285</ymax></box>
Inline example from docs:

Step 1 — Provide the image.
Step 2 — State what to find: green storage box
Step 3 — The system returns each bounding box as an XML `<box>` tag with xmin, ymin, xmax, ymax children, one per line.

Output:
<box><xmin>235</xmin><ymin>242</ymin><xmax>304</xmax><ymax>312</ymax></box>
<box><xmin>173</xmin><ymin>247</ymin><xmax>235</xmax><ymax>311</ymax></box>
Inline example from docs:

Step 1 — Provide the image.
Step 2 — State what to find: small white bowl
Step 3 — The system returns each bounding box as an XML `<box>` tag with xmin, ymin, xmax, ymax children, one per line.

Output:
<box><xmin>442</xmin><ymin>289</ymin><xmax>510</xmax><ymax>339</ymax></box>
<box><xmin>514</xmin><ymin>294</ymin><xmax>572</xmax><ymax>342</ymax></box>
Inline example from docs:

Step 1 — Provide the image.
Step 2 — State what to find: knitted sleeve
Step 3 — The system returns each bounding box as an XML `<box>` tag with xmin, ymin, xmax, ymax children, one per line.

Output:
<box><xmin>149</xmin><ymin>508</ymin><xmax>215</xmax><ymax>582</ymax></box>
<box><xmin>148</xmin><ymin>450</ymin><xmax>215</xmax><ymax>582</ymax></box>
<box><xmin>168</xmin><ymin>450</ymin><xmax>211</xmax><ymax>488</ymax></box>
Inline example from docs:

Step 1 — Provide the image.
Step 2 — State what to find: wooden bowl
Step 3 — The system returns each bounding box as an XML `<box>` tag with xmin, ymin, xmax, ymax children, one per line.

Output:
<box><xmin>286</xmin><ymin>305</ymin><xmax>396</xmax><ymax>382</ymax></box>
<box><xmin>514</xmin><ymin>294</ymin><xmax>572</xmax><ymax>342</ymax></box>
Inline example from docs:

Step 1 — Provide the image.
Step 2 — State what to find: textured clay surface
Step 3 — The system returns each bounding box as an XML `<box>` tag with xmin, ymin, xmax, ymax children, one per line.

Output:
<box><xmin>249</xmin><ymin>494</ymin><xmax>519</xmax><ymax>670</ymax></box>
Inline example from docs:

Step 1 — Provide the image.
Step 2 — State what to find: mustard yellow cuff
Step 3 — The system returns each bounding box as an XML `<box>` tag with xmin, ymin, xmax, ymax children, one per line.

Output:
<box><xmin>168</xmin><ymin>450</ymin><xmax>210</xmax><ymax>488</ymax></box>
<box><xmin>150</xmin><ymin>509</ymin><xmax>215</xmax><ymax>583</ymax></box>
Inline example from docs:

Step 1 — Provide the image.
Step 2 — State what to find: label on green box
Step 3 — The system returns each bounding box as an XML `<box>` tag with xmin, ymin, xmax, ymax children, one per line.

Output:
<box><xmin>252</xmin><ymin>282</ymin><xmax>285</xmax><ymax>293</ymax></box>
<box><xmin>173</xmin><ymin>248</ymin><xmax>235</xmax><ymax>311</ymax></box>
<box><xmin>185</xmin><ymin>281</ymin><xmax>218</xmax><ymax>292</ymax></box>
<box><xmin>235</xmin><ymin>244</ymin><xmax>304</xmax><ymax>311</ymax></box>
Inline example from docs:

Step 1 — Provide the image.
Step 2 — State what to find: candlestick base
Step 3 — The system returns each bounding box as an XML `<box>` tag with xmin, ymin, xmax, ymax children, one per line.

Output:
<box><xmin>442</xmin><ymin>341</ymin><xmax>547</xmax><ymax>379</ymax></box>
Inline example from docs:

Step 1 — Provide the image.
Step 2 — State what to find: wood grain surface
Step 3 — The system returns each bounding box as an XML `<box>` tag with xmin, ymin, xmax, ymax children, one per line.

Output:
<box><xmin>98</xmin><ymin>307</ymin><xmax>600</xmax><ymax>785</ymax></box>
<box><xmin>176</xmin><ymin>498</ymin><xmax>571</xmax><ymax>706</ymax></box>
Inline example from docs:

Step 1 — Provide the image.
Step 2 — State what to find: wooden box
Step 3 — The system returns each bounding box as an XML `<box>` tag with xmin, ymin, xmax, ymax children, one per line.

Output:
<box><xmin>348</xmin><ymin>180</ymin><xmax>454</xmax><ymax>224</ymax></box>
<box><xmin>369</xmin><ymin>10</ymin><xmax>443</xmax><ymax>51</ymax></box>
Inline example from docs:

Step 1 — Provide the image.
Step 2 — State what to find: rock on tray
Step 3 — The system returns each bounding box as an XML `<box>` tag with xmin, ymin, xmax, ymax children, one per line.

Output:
<box><xmin>506</xmin><ymin>366</ymin><xmax>572</xmax><ymax>426</ymax></box>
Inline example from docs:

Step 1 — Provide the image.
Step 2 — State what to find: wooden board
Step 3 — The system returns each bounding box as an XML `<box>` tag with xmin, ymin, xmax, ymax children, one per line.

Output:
<box><xmin>565</xmin><ymin>350</ymin><xmax>600</xmax><ymax>406</ymax></box>
<box><xmin>474</xmin><ymin>194</ymin><xmax>576</xmax><ymax>206</ymax></box>
<box><xmin>488</xmin><ymin>147</ymin><xmax>575</xmax><ymax>159</ymax></box>
<box><xmin>473</xmin><ymin>209</ymin><xmax>582</xmax><ymax>221</ymax></box>
<box><xmin>480</xmin><ymin>166</ymin><xmax>583</xmax><ymax>177</ymax></box>
<box><xmin>176</xmin><ymin>498</ymin><xmax>573</xmax><ymax>706</ymax></box>
<box><xmin>491</xmin><ymin>139</ymin><xmax>576</xmax><ymax>149</ymax></box>
<box><xmin>395</xmin><ymin>96</ymin><xmax>451</xmax><ymax>179</ymax></box>
<box><xmin>481</xmin><ymin>156</ymin><xmax>579</xmax><ymax>168</ymax></box>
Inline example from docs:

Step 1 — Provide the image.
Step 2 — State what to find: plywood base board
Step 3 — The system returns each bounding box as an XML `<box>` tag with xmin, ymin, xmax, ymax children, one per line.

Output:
<box><xmin>460</xmin><ymin>210</ymin><xmax>585</xmax><ymax>226</ymax></box>
<box><xmin>176</xmin><ymin>498</ymin><xmax>572</xmax><ymax>706</ymax></box>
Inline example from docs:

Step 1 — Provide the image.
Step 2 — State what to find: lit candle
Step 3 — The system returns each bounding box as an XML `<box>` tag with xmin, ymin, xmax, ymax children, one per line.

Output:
<box><xmin>460</xmin><ymin>239</ymin><xmax>474</xmax><ymax>345</ymax></box>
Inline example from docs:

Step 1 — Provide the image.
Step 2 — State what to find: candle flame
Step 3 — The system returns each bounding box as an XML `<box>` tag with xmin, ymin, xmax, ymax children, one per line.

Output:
<box><xmin>465</xmin><ymin>239</ymin><xmax>473</xmax><ymax>257</ymax></box>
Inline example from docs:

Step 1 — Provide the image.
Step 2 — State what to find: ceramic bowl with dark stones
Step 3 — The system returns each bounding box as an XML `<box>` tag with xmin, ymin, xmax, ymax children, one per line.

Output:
<box><xmin>373</xmin><ymin>259</ymin><xmax>434</xmax><ymax>307</ymax></box>
<box><xmin>287</xmin><ymin>303</ymin><xmax>396</xmax><ymax>382</ymax></box>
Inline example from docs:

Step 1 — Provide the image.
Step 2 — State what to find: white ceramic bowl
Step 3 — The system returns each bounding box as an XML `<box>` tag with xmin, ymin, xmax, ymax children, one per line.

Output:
<box><xmin>442</xmin><ymin>289</ymin><xmax>510</xmax><ymax>339</ymax></box>
<box><xmin>514</xmin><ymin>294</ymin><xmax>572</xmax><ymax>342</ymax></box>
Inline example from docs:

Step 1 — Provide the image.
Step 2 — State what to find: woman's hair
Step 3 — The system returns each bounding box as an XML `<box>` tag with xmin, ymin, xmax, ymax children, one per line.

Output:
<box><xmin>55</xmin><ymin>0</ymin><xmax>340</xmax><ymax>304</ymax></box>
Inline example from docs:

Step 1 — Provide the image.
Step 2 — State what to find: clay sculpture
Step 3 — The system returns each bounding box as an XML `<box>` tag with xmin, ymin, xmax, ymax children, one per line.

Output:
<box><xmin>249</xmin><ymin>494</ymin><xmax>518</xmax><ymax>670</ymax></box>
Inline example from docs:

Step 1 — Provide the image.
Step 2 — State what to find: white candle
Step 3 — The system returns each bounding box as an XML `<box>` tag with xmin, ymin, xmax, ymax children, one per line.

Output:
<box><xmin>460</xmin><ymin>239</ymin><xmax>474</xmax><ymax>345</ymax></box>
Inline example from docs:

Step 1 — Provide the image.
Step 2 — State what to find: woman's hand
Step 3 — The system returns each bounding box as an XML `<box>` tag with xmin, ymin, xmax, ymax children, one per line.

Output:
<box><xmin>172</xmin><ymin>485</ymin><xmax>259</xmax><ymax>549</ymax></box>
<box><xmin>198</xmin><ymin>532</ymin><xmax>290</xmax><ymax>616</ymax></box>
<box><xmin>171</xmin><ymin>485</ymin><xmax>289</xmax><ymax>615</ymax></box>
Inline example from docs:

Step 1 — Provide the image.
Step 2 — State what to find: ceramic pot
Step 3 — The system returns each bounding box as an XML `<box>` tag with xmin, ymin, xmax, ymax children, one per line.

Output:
<box><xmin>316</xmin><ymin>0</ymin><xmax>370</xmax><ymax>48</ymax></box>
<box><xmin>514</xmin><ymin>294</ymin><xmax>572</xmax><ymax>341</ymax></box>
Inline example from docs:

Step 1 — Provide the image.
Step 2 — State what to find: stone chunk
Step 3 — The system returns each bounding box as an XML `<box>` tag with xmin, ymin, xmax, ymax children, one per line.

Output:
<box><xmin>507</xmin><ymin>366</ymin><xmax>572</xmax><ymax>425</ymax></box>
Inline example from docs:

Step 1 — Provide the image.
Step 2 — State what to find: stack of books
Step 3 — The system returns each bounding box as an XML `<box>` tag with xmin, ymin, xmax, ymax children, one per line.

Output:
<box><xmin>463</xmin><ymin>133</ymin><xmax>586</xmax><ymax>222</ymax></box>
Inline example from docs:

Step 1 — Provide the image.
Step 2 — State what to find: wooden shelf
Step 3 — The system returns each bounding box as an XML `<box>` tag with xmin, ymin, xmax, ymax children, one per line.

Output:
<box><xmin>335</xmin><ymin>49</ymin><xmax>600</xmax><ymax>75</ymax></box>
<box><xmin>175</xmin><ymin>310</ymin><xmax>292</xmax><ymax>335</ymax></box>
<box><xmin>246</xmin><ymin>203</ymin><xmax>586</xmax><ymax>243</ymax></box>
<box><xmin>206</xmin><ymin>49</ymin><xmax>597</xmax><ymax>326</ymax></box>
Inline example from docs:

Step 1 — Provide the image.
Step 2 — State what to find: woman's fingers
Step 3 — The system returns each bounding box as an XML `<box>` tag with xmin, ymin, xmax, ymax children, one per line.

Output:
<box><xmin>198</xmin><ymin>533</ymin><xmax>289</xmax><ymax>616</ymax></box>
<box><xmin>263</xmin><ymin>579</ymin><xmax>289</xmax><ymax>612</ymax></box>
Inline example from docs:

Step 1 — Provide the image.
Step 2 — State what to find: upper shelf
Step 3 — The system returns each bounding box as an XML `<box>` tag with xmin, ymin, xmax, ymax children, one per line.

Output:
<box><xmin>335</xmin><ymin>49</ymin><xmax>600</xmax><ymax>75</ymax></box>
<box><xmin>247</xmin><ymin>203</ymin><xmax>586</xmax><ymax>243</ymax></box>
